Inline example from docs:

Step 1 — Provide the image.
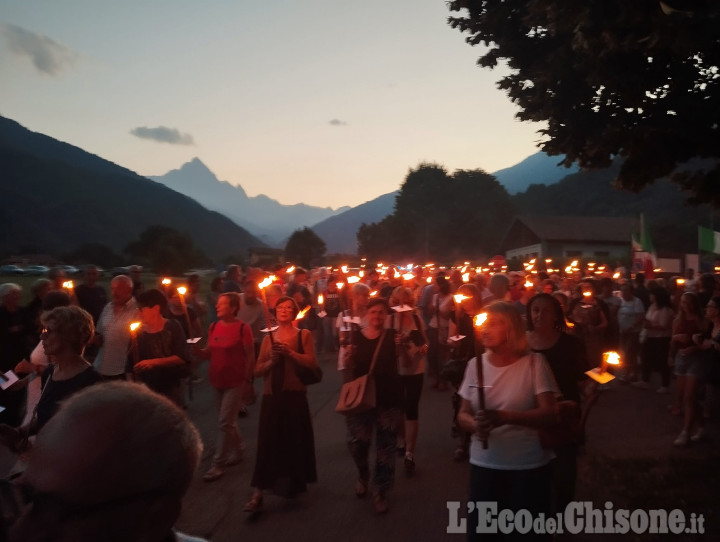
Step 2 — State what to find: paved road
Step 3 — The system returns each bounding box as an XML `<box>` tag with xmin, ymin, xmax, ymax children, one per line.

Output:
<box><xmin>176</xmin><ymin>357</ymin><xmax>719</xmax><ymax>541</ymax></box>
<box><xmin>176</xmin><ymin>351</ymin><xmax>471</xmax><ymax>541</ymax></box>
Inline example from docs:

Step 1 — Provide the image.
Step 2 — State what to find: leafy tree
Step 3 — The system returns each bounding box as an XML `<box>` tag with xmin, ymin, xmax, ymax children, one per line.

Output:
<box><xmin>448</xmin><ymin>1</ymin><xmax>720</xmax><ymax>204</ymax></box>
<box><xmin>285</xmin><ymin>227</ymin><xmax>327</xmax><ymax>268</ymax></box>
<box><xmin>124</xmin><ymin>225</ymin><xmax>211</xmax><ymax>275</ymax></box>
<box><xmin>63</xmin><ymin>243</ymin><xmax>125</xmax><ymax>268</ymax></box>
<box><xmin>358</xmin><ymin>163</ymin><xmax>514</xmax><ymax>262</ymax></box>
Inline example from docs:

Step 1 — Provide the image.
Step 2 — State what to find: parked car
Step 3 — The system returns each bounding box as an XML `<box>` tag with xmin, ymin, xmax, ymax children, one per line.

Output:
<box><xmin>110</xmin><ymin>266</ymin><xmax>130</xmax><ymax>277</ymax></box>
<box><xmin>24</xmin><ymin>265</ymin><xmax>50</xmax><ymax>276</ymax></box>
<box><xmin>0</xmin><ymin>264</ymin><xmax>25</xmax><ymax>275</ymax></box>
<box><xmin>57</xmin><ymin>265</ymin><xmax>81</xmax><ymax>275</ymax></box>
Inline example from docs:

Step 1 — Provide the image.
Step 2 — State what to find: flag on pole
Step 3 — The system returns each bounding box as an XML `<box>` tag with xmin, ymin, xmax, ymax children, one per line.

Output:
<box><xmin>632</xmin><ymin>214</ymin><xmax>656</xmax><ymax>278</ymax></box>
<box><xmin>699</xmin><ymin>225</ymin><xmax>720</xmax><ymax>254</ymax></box>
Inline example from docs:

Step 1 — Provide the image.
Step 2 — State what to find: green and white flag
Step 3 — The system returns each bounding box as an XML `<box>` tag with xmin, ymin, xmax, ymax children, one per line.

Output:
<box><xmin>699</xmin><ymin>225</ymin><xmax>720</xmax><ymax>254</ymax></box>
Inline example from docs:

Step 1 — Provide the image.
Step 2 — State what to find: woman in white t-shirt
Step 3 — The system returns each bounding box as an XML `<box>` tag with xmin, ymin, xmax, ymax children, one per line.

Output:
<box><xmin>457</xmin><ymin>301</ymin><xmax>558</xmax><ymax>541</ymax></box>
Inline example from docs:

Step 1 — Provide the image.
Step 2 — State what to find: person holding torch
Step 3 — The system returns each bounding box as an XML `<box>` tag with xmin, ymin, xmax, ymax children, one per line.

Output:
<box><xmin>457</xmin><ymin>301</ymin><xmax>558</xmax><ymax>541</ymax></box>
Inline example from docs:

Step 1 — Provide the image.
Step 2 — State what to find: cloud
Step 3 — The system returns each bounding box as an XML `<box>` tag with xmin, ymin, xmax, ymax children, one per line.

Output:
<box><xmin>130</xmin><ymin>126</ymin><xmax>195</xmax><ymax>145</ymax></box>
<box><xmin>328</xmin><ymin>118</ymin><xmax>348</xmax><ymax>126</ymax></box>
<box><xmin>0</xmin><ymin>23</ymin><xmax>78</xmax><ymax>76</ymax></box>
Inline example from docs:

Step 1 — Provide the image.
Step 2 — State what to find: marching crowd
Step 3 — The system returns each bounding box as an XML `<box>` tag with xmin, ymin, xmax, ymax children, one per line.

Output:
<box><xmin>0</xmin><ymin>261</ymin><xmax>718</xmax><ymax>541</ymax></box>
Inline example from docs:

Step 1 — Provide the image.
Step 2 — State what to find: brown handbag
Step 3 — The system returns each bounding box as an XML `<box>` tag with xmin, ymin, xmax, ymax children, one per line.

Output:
<box><xmin>335</xmin><ymin>331</ymin><xmax>386</xmax><ymax>415</ymax></box>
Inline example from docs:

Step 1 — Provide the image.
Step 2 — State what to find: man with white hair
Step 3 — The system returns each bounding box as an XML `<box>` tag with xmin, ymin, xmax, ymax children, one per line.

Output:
<box><xmin>92</xmin><ymin>275</ymin><xmax>137</xmax><ymax>379</ymax></box>
<box><xmin>3</xmin><ymin>381</ymin><xmax>206</xmax><ymax>542</ymax></box>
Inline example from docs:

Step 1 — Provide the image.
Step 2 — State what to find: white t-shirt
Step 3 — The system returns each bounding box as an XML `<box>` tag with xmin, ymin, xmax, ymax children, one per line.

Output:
<box><xmin>459</xmin><ymin>352</ymin><xmax>558</xmax><ymax>470</ymax></box>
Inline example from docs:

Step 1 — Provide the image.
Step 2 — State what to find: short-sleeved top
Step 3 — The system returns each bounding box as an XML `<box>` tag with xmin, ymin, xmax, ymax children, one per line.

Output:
<box><xmin>127</xmin><ymin>319</ymin><xmax>189</xmax><ymax>373</ymax></box>
<box><xmin>459</xmin><ymin>353</ymin><xmax>558</xmax><ymax>470</ymax></box>
<box><xmin>36</xmin><ymin>364</ymin><xmax>101</xmax><ymax>431</ymax></box>
<box><xmin>531</xmin><ymin>333</ymin><xmax>587</xmax><ymax>402</ymax></box>
<box><xmin>645</xmin><ymin>305</ymin><xmax>675</xmax><ymax>339</ymax></box>
<box><xmin>207</xmin><ymin>320</ymin><xmax>253</xmax><ymax>389</ymax></box>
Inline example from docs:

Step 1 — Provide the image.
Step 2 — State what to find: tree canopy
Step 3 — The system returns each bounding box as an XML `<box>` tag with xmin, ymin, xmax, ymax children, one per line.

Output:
<box><xmin>358</xmin><ymin>163</ymin><xmax>513</xmax><ymax>262</ymax></box>
<box><xmin>285</xmin><ymin>227</ymin><xmax>327</xmax><ymax>268</ymax></box>
<box><xmin>124</xmin><ymin>225</ymin><xmax>211</xmax><ymax>275</ymax></box>
<box><xmin>448</xmin><ymin>1</ymin><xmax>720</xmax><ymax>205</ymax></box>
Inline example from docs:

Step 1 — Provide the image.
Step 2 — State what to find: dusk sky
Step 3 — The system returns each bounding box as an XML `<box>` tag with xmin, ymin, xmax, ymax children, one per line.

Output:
<box><xmin>1</xmin><ymin>1</ymin><xmax>545</xmax><ymax>209</ymax></box>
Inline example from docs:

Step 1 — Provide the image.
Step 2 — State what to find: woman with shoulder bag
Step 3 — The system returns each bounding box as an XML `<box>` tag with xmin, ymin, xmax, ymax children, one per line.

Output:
<box><xmin>457</xmin><ymin>301</ymin><xmax>558</xmax><ymax>541</ymax></box>
<box><xmin>193</xmin><ymin>292</ymin><xmax>255</xmax><ymax>482</ymax></box>
<box><xmin>244</xmin><ymin>296</ymin><xmax>319</xmax><ymax>513</ymax></box>
<box><xmin>343</xmin><ymin>297</ymin><xmax>402</xmax><ymax>514</ymax></box>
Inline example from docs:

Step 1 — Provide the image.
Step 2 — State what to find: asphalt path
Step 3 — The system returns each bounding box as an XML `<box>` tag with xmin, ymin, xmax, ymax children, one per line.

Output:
<box><xmin>175</xmin><ymin>351</ymin><xmax>470</xmax><ymax>541</ymax></box>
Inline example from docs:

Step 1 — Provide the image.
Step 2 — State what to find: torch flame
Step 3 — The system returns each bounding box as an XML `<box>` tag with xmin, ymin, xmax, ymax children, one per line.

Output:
<box><xmin>583</xmin><ymin>291</ymin><xmax>592</xmax><ymax>298</ymax></box>
<box><xmin>677</xmin><ymin>278</ymin><xmax>686</xmax><ymax>285</ymax></box>
<box><xmin>394</xmin><ymin>270</ymin><xmax>401</xmax><ymax>279</ymax></box>
<box><xmin>161</xmin><ymin>278</ymin><xmax>171</xmax><ymax>285</ymax></box>
<box><xmin>603</xmin><ymin>351</ymin><xmax>621</xmax><ymax>366</ymax></box>
<box><xmin>564</xmin><ymin>318</ymin><xmax>575</xmax><ymax>329</ymax></box>
<box><xmin>318</xmin><ymin>294</ymin><xmax>324</xmax><ymax>305</ymax></box>
<box><xmin>369</xmin><ymin>290</ymin><xmax>378</xmax><ymax>297</ymax></box>
<box><xmin>454</xmin><ymin>294</ymin><xmax>470</xmax><ymax>303</ymax></box>
<box><xmin>524</xmin><ymin>280</ymin><xmax>533</xmax><ymax>288</ymax></box>
<box><xmin>462</xmin><ymin>272</ymin><xmax>470</xmax><ymax>283</ymax></box>
<box><xmin>402</xmin><ymin>273</ymin><xmax>415</xmax><ymax>281</ymax></box>
<box><xmin>295</xmin><ymin>306</ymin><xmax>311</xmax><ymax>320</ymax></box>
<box><xmin>341</xmin><ymin>265</ymin><xmax>348</xmax><ymax>274</ymax></box>
<box><xmin>129</xmin><ymin>322</ymin><xmax>140</xmax><ymax>332</ymax></box>
<box><xmin>336</xmin><ymin>282</ymin><xmax>345</xmax><ymax>290</ymax></box>
<box><xmin>258</xmin><ymin>277</ymin><xmax>273</xmax><ymax>289</ymax></box>
<box><xmin>62</xmin><ymin>280</ymin><xmax>74</xmax><ymax>289</ymax></box>
<box><xmin>474</xmin><ymin>313</ymin><xmax>488</xmax><ymax>327</ymax></box>
<box><xmin>286</xmin><ymin>265</ymin><xmax>295</xmax><ymax>274</ymax></box>
<box><xmin>176</xmin><ymin>286</ymin><xmax>187</xmax><ymax>296</ymax></box>
<box><xmin>347</xmin><ymin>276</ymin><xmax>360</xmax><ymax>284</ymax></box>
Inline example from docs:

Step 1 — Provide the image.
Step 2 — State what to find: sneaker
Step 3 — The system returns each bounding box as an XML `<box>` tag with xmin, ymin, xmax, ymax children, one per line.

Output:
<box><xmin>656</xmin><ymin>386</ymin><xmax>669</xmax><ymax>394</ymax></box>
<box><xmin>690</xmin><ymin>428</ymin><xmax>705</xmax><ymax>442</ymax></box>
<box><xmin>404</xmin><ymin>452</ymin><xmax>416</xmax><ymax>475</ymax></box>
<box><xmin>673</xmin><ymin>431</ymin><xmax>689</xmax><ymax>447</ymax></box>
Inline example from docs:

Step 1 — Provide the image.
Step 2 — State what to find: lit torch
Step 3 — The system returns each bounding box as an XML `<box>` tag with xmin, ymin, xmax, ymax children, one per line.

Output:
<box><xmin>62</xmin><ymin>280</ymin><xmax>74</xmax><ymax>290</ymax></box>
<box><xmin>129</xmin><ymin>321</ymin><xmax>141</xmax><ymax>366</ymax></box>
<box><xmin>473</xmin><ymin>312</ymin><xmax>488</xmax><ymax>449</ymax></box>
<box><xmin>258</xmin><ymin>276</ymin><xmax>277</xmax><ymax>344</ymax></box>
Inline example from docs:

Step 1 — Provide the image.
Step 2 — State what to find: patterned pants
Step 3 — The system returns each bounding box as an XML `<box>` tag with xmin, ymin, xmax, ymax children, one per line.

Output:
<box><xmin>346</xmin><ymin>407</ymin><xmax>402</xmax><ymax>495</ymax></box>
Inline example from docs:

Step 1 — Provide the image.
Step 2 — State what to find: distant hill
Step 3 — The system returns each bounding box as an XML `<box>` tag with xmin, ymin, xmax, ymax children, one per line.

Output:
<box><xmin>493</xmin><ymin>152</ymin><xmax>579</xmax><ymax>194</ymax></box>
<box><xmin>511</xmin><ymin>160</ymin><xmax>714</xmax><ymax>253</ymax></box>
<box><xmin>150</xmin><ymin>159</ymin><xmax>349</xmax><ymax>246</ymax></box>
<box><xmin>311</xmin><ymin>192</ymin><xmax>398</xmax><ymax>254</ymax></box>
<box><xmin>0</xmin><ymin>116</ymin><xmax>263</xmax><ymax>261</ymax></box>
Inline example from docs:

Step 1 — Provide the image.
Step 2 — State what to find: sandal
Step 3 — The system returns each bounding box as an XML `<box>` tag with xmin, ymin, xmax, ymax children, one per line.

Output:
<box><xmin>373</xmin><ymin>493</ymin><xmax>389</xmax><ymax>514</ymax></box>
<box><xmin>355</xmin><ymin>479</ymin><xmax>368</xmax><ymax>498</ymax></box>
<box><xmin>202</xmin><ymin>466</ymin><xmax>224</xmax><ymax>482</ymax></box>
<box><xmin>243</xmin><ymin>494</ymin><xmax>263</xmax><ymax>513</ymax></box>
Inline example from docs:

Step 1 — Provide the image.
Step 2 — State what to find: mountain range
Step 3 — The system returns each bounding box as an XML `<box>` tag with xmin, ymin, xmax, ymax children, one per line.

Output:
<box><xmin>0</xmin><ymin>116</ymin><xmax>263</xmax><ymax>261</ymax></box>
<box><xmin>150</xmin><ymin>160</ymin><xmax>349</xmax><ymax>246</ymax></box>
<box><xmin>151</xmin><ymin>152</ymin><xmax>577</xmax><ymax>254</ymax></box>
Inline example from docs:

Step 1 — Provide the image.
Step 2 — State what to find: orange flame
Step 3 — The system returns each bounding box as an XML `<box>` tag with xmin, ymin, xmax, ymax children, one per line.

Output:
<box><xmin>603</xmin><ymin>351</ymin><xmax>621</xmax><ymax>366</ymax></box>
<box><xmin>259</xmin><ymin>276</ymin><xmax>275</xmax><ymax>290</ymax></box>
<box><xmin>336</xmin><ymin>282</ymin><xmax>345</xmax><ymax>290</ymax></box>
<box><xmin>286</xmin><ymin>265</ymin><xmax>295</xmax><ymax>274</ymax></box>
<box><xmin>176</xmin><ymin>286</ymin><xmax>187</xmax><ymax>296</ymax></box>
<box><xmin>369</xmin><ymin>290</ymin><xmax>378</xmax><ymax>297</ymax></box>
<box><xmin>161</xmin><ymin>278</ymin><xmax>171</xmax><ymax>285</ymax></box>
<box><xmin>474</xmin><ymin>313</ymin><xmax>488</xmax><ymax>327</ymax></box>
<box><xmin>62</xmin><ymin>280</ymin><xmax>74</xmax><ymax>289</ymax></box>
<box><xmin>454</xmin><ymin>294</ymin><xmax>470</xmax><ymax>303</ymax></box>
<box><xmin>402</xmin><ymin>273</ymin><xmax>415</xmax><ymax>281</ymax></box>
<box><xmin>317</xmin><ymin>294</ymin><xmax>324</xmax><ymax>305</ymax></box>
<box><xmin>129</xmin><ymin>322</ymin><xmax>140</xmax><ymax>332</ymax></box>
<box><xmin>347</xmin><ymin>276</ymin><xmax>360</xmax><ymax>284</ymax></box>
<box><xmin>462</xmin><ymin>272</ymin><xmax>470</xmax><ymax>282</ymax></box>
<box><xmin>295</xmin><ymin>306</ymin><xmax>311</xmax><ymax>320</ymax></box>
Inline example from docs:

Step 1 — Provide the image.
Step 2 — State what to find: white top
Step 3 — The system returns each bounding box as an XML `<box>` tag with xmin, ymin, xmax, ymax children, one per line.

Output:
<box><xmin>93</xmin><ymin>298</ymin><xmax>138</xmax><ymax>376</ymax></box>
<box><xmin>336</xmin><ymin>310</ymin><xmax>369</xmax><ymax>371</ymax></box>
<box><xmin>645</xmin><ymin>305</ymin><xmax>675</xmax><ymax>339</ymax></box>
<box><xmin>459</xmin><ymin>352</ymin><xmax>557</xmax><ymax>470</ymax></box>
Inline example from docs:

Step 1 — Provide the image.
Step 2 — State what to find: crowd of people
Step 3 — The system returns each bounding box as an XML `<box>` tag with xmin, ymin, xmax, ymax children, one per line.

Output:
<box><xmin>0</xmin><ymin>260</ymin><xmax>718</xmax><ymax>539</ymax></box>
